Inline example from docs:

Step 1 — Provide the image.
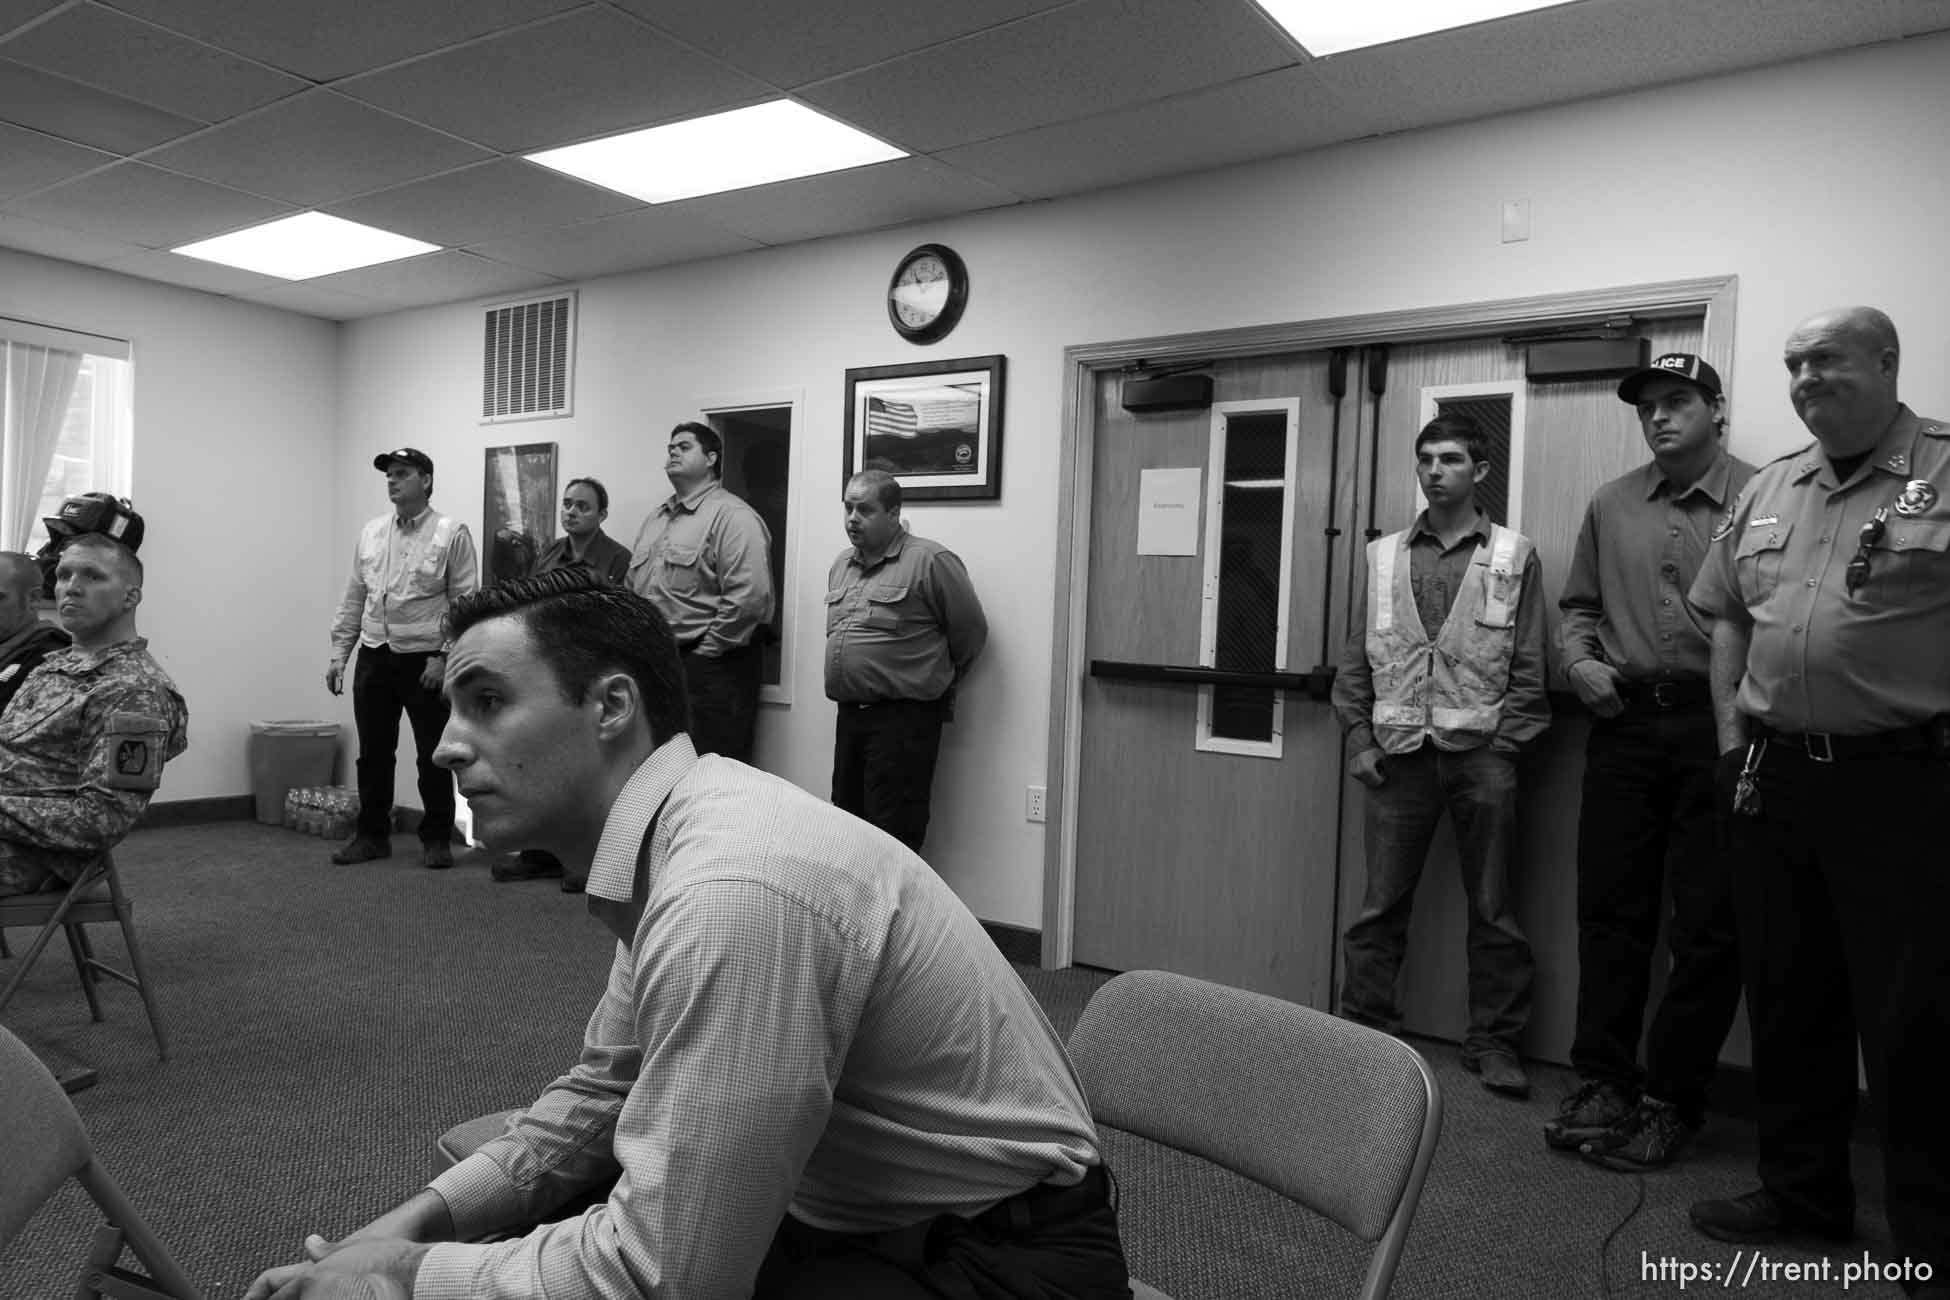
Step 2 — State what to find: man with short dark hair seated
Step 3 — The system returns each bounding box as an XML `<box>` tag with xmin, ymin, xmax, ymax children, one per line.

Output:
<box><xmin>0</xmin><ymin>550</ymin><xmax>68</xmax><ymax>715</ymax></box>
<box><xmin>246</xmin><ymin>569</ymin><xmax>1130</xmax><ymax>1300</ymax></box>
<box><xmin>0</xmin><ymin>500</ymin><xmax>188</xmax><ymax>898</ymax></box>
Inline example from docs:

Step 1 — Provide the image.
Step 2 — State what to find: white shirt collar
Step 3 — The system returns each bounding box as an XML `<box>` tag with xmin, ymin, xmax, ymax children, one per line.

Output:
<box><xmin>587</xmin><ymin>733</ymin><xmax>698</xmax><ymax>902</ymax></box>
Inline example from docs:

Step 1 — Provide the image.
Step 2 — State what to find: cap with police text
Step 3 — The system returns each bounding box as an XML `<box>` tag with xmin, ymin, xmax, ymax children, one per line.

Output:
<box><xmin>43</xmin><ymin>492</ymin><xmax>144</xmax><ymax>553</ymax></box>
<box><xmin>1617</xmin><ymin>353</ymin><xmax>1723</xmax><ymax>404</ymax></box>
<box><xmin>373</xmin><ymin>447</ymin><xmax>434</xmax><ymax>474</ymax></box>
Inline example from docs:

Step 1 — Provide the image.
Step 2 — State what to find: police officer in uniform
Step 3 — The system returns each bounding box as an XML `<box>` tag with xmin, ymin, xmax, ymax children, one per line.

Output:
<box><xmin>1687</xmin><ymin>307</ymin><xmax>1948</xmax><ymax>1289</ymax></box>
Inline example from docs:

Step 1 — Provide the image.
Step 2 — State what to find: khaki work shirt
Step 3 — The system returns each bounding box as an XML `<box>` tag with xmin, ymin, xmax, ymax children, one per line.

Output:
<box><xmin>1689</xmin><ymin>405</ymin><xmax>1950</xmax><ymax>733</ymax></box>
<box><xmin>824</xmin><ymin>528</ymin><xmax>987</xmax><ymax>704</ymax></box>
<box><xmin>1560</xmin><ymin>452</ymin><xmax>1756</xmax><ymax>682</ymax></box>
<box><xmin>627</xmin><ymin>482</ymin><xmax>775</xmax><ymax>657</ymax></box>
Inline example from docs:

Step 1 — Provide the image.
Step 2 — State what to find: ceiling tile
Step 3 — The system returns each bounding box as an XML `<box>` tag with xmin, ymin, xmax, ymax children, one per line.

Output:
<box><xmin>465</xmin><ymin>206</ymin><xmax>761</xmax><ymax>280</ymax></box>
<box><xmin>324</xmin><ymin>158</ymin><xmax>643</xmax><ymax>247</ymax></box>
<box><xmin>0</xmin><ymin>58</ymin><xmax>202</xmax><ymax>153</ymax></box>
<box><xmin>679</xmin><ymin>157</ymin><xmax>1021</xmax><ymax>246</ymax></box>
<box><xmin>0</xmin><ymin>120</ymin><xmax>116</xmax><ymax>202</ymax></box>
<box><xmin>2</xmin><ymin>162</ymin><xmax>292</xmax><ymax>247</ymax></box>
<box><xmin>935</xmin><ymin>66</ymin><xmax>1349</xmax><ymax>200</ymax></box>
<box><xmin>226</xmin><ymin>280</ymin><xmax>393</xmax><ymax>320</ymax></box>
<box><xmin>797</xmin><ymin>0</ymin><xmax>1296</xmax><ymax>154</ymax></box>
<box><xmin>2</xmin><ymin>3</ymin><xmax>306</xmax><ymax>123</ymax></box>
<box><xmin>97</xmin><ymin>246</ymin><xmax>290</xmax><ymax>294</ymax></box>
<box><xmin>0</xmin><ymin>211</ymin><xmax>149</xmax><ymax>264</ymax></box>
<box><xmin>337</xmin><ymin>7</ymin><xmax>773</xmax><ymax>153</ymax></box>
<box><xmin>1299</xmin><ymin>0</ymin><xmax>1950</xmax><ymax>142</ymax></box>
<box><xmin>98</xmin><ymin>0</ymin><xmax>586</xmax><ymax>81</ymax></box>
<box><xmin>610</xmin><ymin>0</ymin><xmax>1072</xmax><ymax>88</ymax></box>
<box><xmin>0</xmin><ymin>0</ymin><xmax>63</xmax><ymax>36</ymax></box>
<box><xmin>143</xmin><ymin>90</ymin><xmax>493</xmax><ymax>207</ymax></box>
<box><xmin>301</xmin><ymin>250</ymin><xmax>561</xmax><ymax>307</ymax></box>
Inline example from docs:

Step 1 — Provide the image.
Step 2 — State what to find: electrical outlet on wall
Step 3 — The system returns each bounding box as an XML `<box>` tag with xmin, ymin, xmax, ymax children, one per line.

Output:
<box><xmin>1501</xmin><ymin>198</ymin><xmax>1532</xmax><ymax>243</ymax></box>
<box><xmin>1026</xmin><ymin>785</ymin><xmax>1047</xmax><ymax>823</ymax></box>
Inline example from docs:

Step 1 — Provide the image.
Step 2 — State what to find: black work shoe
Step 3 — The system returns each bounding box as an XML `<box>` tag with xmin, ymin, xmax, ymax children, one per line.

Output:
<box><xmin>422</xmin><ymin>841</ymin><xmax>454</xmax><ymax>870</ymax></box>
<box><xmin>1545</xmin><ymin>1078</ymin><xmax>1638</xmax><ymax>1150</ymax></box>
<box><xmin>560</xmin><ymin>874</ymin><xmax>586</xmax><ymax>894</ymax></box>
<box><xmin>330</xmin><ymin>835</ymin><xmax>391</xmax><ymax>865</ymax></box>
<box><xmin>1690</xmin><ymin>1189</ymin><xmax>1853</xmax><ymax>1244</ymax></box>
<box><xmin>492</xmin><ymin>851</ymin><xmax>564</xmax><ymax>883</ymax></box>
<box><xmin>1582</xmin><ymin>1097</ymin><xmax>1697</xmax><ymax>1170</ymax></box>
<box><xmin>1464</xmin><ymin>1049</ymin><xmax>1531</xmax><ymax>1098</ymax></box>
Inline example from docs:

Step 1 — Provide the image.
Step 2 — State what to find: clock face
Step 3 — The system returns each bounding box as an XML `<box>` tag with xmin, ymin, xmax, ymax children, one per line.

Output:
<box><xmin>887</xmin><ymin>245</ymin><xmax>967</xmax><ymax>343</ymax></box>
<box><xmin>892</xmin><ymin>255</ymin><xmax>949</xmax><ymax>326</ymax></box>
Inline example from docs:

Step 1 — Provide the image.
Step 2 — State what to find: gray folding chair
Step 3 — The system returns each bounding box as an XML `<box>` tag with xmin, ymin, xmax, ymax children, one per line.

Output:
<box><xmin>0</xmin><ymin>851</ymin><xmax>171</xmax><ymax>1058</ymax></box>
<box><xmin>0</xmin><ymin>1024</ymin><xmax>204</xmax><ymax>1299</ymax></box>
<box><xmin>1068</xmin><ymin>970</ymin><xmax>1443</xmax><ymax>1300</ymax></box>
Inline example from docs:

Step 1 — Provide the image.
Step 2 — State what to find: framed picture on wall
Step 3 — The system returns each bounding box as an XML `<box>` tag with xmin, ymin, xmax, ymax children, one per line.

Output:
<box><xmin>843</xmin><ymin>354</ymin><xmax>1005</xmax><ymax>501</ymax></box>
<box><xmin>483</xmin><ymin>441</ymin><xmax>558</xmax><ymax>584</ymax></box>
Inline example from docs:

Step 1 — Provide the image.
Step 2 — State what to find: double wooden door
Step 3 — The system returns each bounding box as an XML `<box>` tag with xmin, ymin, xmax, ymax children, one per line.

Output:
<box><xmin>1072</xmin><ymin>317</ymin><xmax>1703</xmax><ymax>1055</ymax></box>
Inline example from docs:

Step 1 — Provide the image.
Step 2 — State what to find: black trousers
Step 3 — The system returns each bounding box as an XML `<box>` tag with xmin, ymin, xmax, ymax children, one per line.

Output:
<box><xmin>832</xmin><ymin>698</ymin><xmax>948</xmax><ymax>851</ymax></box>
<box><xmin>1570</xmin><ymin>707</ymin><xmax>1740</xmax><ymax>1121</ymax></box>
<box><xmin>1724</xmin><ymin>739</ymin><xmax>1948</xmax><ymax>1281</ymax></box>
<box><xmin>752</xmin><ymin>1167</ymin><xmax>1130</xmax><ymax>1300</ymax></box>
<box><xmin>351</xmin><ymin>643</ymin><xmax>454</xmax><ymax>843</ymax></box>
<box><xmin>681</xmin><ymin>642</ymin><xmax>762</xmax><ymax>764</ymax></box>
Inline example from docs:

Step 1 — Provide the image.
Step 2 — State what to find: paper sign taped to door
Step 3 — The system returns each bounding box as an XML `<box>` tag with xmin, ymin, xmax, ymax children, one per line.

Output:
<box><xmin>1137</xmin><ymin>468</ymin><xmax>1202</xmax><ymax>556</ymax></box>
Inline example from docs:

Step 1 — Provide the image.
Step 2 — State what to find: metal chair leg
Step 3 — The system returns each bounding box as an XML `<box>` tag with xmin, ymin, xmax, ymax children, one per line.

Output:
<box><xmin>111</xmin><ymin>902</ymin><xmax>169</xmax><ymax>1062</ymax></box>
<box><xmin>64</xmin><ymin>923</ymin><xmax>105</xmax><ymax>1021</ymax></box>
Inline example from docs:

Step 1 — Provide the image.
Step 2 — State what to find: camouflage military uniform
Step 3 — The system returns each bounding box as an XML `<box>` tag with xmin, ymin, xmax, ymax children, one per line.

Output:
<box><xmin>0</xmin><ymin>637</ymin><xmax>188</xmax><ymax>896</ymax></box>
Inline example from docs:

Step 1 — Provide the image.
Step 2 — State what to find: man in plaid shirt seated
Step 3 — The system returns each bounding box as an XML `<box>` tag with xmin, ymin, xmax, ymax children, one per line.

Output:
<box><xmin>247</xmin><ymin>568</ymin><xmax>1131</xmax><ymax>1300</ymax></box>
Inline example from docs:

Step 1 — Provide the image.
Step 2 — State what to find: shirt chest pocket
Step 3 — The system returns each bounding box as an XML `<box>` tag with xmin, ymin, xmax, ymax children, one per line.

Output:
<box><xmin>659</xmin><ymin>543</ymin><xmax>705</xmax><ymax>596</ymax></box>
<box><xmin>1471</xmin><ymin>565</ymin><xmax>1518</xmax><ymax>631</ymax></box>
<box><xmin>1733</xmin><ymin>521</ymin><xmax>1793</xmax><ymax>606</ymax></box>
<box><xmin>863</xmin><ymin>583</ymin><xmax>908</xmax><ymax>631</ymax></box>
<box><xmin>1874</xmin><ymin>515</ymin><xmax>1950</xmax><ymax>604</ymax></box>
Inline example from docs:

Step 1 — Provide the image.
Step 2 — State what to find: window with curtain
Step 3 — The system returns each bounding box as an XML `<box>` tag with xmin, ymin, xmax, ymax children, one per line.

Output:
<box><xmin>0</xmin><ymin>318</ymin><xmax>132</xmax><ymax>554</ymax></box>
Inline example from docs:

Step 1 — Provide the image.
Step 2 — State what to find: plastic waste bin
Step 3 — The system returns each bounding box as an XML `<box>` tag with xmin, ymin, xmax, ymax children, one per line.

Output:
<box><xmin>248</xmin><ymin>720</ymin><xmax>341</xmax><ymax>825</ymax></box>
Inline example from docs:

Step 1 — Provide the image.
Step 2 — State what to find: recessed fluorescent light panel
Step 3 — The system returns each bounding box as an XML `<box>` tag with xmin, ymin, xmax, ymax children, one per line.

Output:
<box><xmin>527</xmin><ymin>101</ymin><xmax>906</xmax><ymax>204</ymax></box>
<box><xmin>172</xmin><ymin>212</ymin><xmax>439</xmax><ymax>280</ymax></box>
<box><xmin>1256</xmin><ymin>0</ymin><xmax>1580</xmax><ymax>56</ymax></box>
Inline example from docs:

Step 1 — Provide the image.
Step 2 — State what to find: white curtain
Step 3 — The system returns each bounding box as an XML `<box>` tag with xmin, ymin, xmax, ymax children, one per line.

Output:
<box><xmin>1</xmin><ymin>342</ymin><xmax>84</xmax><ymax>550</ymax></box>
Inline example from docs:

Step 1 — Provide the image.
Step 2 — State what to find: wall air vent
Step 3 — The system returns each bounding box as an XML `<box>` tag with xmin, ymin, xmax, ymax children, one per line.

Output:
<box><xmin>482</xmin><ymin>292</ymin><xmax>575</xmax><ymax>422</ymax></box>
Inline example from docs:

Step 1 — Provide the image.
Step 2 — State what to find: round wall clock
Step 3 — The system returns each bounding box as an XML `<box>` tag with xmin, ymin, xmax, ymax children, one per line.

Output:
<box><xmin>886</xmin><ymin>243</ymin><xmax>968</xmax><ymax>344</ymax></box>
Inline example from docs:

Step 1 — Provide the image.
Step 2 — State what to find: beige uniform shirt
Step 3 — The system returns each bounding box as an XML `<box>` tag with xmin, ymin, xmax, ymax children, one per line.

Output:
<box><xmin>625</xmin><ymin>482</ymin><xmax>774</xmax><ymax>657</ymax></box>
<box><xmin>1689</xmin><ymin>405</ymin><xmax>1950</xmax><ymax>733</ymax></box>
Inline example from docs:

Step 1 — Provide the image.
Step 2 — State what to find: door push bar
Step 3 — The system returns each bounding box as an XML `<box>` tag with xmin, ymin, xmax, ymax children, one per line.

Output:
<box><xmin>1088</xmin><ymin>659</ymin><xmax>1337</xmax><ymax>700</ymax></box>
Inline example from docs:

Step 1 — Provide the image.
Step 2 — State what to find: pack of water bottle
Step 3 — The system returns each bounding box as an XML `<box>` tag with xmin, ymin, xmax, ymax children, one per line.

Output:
<box><xmin>283</xmin><ymin>785</ymin><xmax>361</xmax><ymax>838</ymax></box>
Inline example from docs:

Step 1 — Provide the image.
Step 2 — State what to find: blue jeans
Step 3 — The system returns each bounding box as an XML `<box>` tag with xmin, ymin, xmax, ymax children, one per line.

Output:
<box><xmin>1341</xmin><ymin>742</ymin><xmax>1534</xmax><ymax>1059</ymax></box>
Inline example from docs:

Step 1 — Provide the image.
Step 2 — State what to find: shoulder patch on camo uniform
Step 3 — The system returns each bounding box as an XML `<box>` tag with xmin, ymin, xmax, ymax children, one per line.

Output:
<box><xmin>100</xmin><ymin>711</ymin><xmax>168</xmax><ymax>791</ymax></box>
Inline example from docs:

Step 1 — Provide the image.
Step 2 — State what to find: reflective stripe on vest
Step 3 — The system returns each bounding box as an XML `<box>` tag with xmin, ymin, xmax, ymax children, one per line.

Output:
<box><xmin>1364</xmin><ymin>523</ymin><xmax>1530</xmax><ymax>753</ymax></box>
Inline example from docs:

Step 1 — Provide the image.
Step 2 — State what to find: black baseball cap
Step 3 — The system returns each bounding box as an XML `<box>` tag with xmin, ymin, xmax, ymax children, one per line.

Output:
<box><xmin>1617</xmin><ymin>353</ymin><xmax>1723</xmax><ymax>404</ymax></box>
<box><xmin>43</xmin><ymin>492</ymin><xmax>144</xmax><ymax>553</ymax></box>
<box><xmin>373</xmin><ymin>447</ymin><xmax>434</xmax><ymax>474</ymax></box>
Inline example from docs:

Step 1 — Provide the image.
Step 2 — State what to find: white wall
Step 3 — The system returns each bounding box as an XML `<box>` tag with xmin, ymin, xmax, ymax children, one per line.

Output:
<box><xmin>2</xmin><ymin>250</ymin><xmax>342</xmax><ymax>805</ymax></box>
<box><xmin>336</xmin><ymin>29</ymin><xmax>1945</xmax><ymax>926</ymax></box>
